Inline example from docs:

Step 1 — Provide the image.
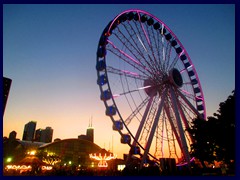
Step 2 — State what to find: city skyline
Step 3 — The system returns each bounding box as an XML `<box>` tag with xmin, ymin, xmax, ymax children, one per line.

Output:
<box><xmin>3</xmin><ymin>4</ymin><xmax>235</xmax><ymax>158</ymax></box>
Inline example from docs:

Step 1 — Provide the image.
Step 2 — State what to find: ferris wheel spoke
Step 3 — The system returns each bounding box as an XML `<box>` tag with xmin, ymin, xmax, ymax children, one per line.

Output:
<box><xmin>106</xmin><ymin>66</ymin><xmax>147</xmax><ymax>80</ymax></box>
<box><xmin>149</xmin><ymin>26</ymin><xmax>163</xmax><ymax>72</ymax></box>
<box><xmin>114</xmin><ymin>25</ymin><xmax>143</xmax><ymax>55</ymax></box>
<box><xmin>131</xmin><ymin>19</ymin><xmax>161</xmax><ymax>75</ymax></box>
<box><xmin>122</xmin><ymin>22</ymin><xmax>145</xmax><ymax>53</ymax></box>
<box><xmin>176</xmin><ymin>95</ymin><xmax>194</xmax><ymax>143</ymax></box>
<box><xmin>136</xmin><ymin>38</ymin><xmax>160</xmax><ymax>76</ymax></box>
<box><xmin>123</xmin><ymin>96</ymin><xmax>150</xmax><ymax>126</ymax></box>
<box><xmin>136</xmin><ymin>12</ymin><xmax>151</xmax><ymax>45</ymax></box>
<box><xmin>135</xmin><ymin>32</ymin><xmax>160</xmax><ymax>75</ymax></box>
<box><xmin>168</xmin><ymin>51</ymin><xmax>180</xmax><ymax>71</ymax></box>
<box><xmin>160</xmin><ymin>25</ymin><xmax>165</xmax><ymax>65</ymax></box>
<box><xmin>144</xmin><ymin>25</ymin><xmax>163</xmax><ymax>74</ymax></box>
<box><xmin>164</xmin><ymin>42</ymin><xmax>173</xmax><ymax>71</ymax></box>
<box><xmin>179</xmin><ymin>89</ymin><xmax>199</xmax><ymax>102</ymax></box>
<box><xmin>178</xmin><ymin>100</ymin><xmax>196</xmax><ymax>119</ymax></box>
<box><xmin>132</xmin><ymin>19</ymin><xmax>150</xmax><ymax>54</ymax></box>
<box><xmin>113</xmin><ymin>85</ymin><xmax>152</xmax><ymax>98</ymax></box>
<box><xmin>169</xmin><ymin>86</ymin><xmax>191</xmax><ymax>166</ymax></box>
<box><xmin>154</xmin><ymin>111</ymin><xmax>165</xmax><ymax>158</ymax></box>
<box><xmin>138</xmin><ymin>95</ymin><xmax>159</xmax><ymax>147</ymax></box>
<box><xmin>176</xmin><ymin>88</ymin><xmax>202</xmax><ymax>117</ymax></box>
<box><xmin>140</xmin><ymin>89</ymin><xmax>167</xmax><ymax>168</ymax></box>
<box><xmin>180</xmin><ymin>64</ymin><xmax>193</xmax><ymax>74</ymax></box>
<box><xmin>106</xmin><ymin>40</ymin><xmax>150</xmax><ymax>76</ymax></box>
<box><xmin>156</xmin><ymin>39</ymin><xmax>165</xmax><ymax>72</ymax></box>
<box><xmin>163</xmin><ymin>112</ymin><xmax>179</xmax><ymax>159</ymax></box>
<box><xmin>145</xmin><ymin>26</ymin><xmax>165</xmax><ymax>74</ymax></box>
<box><xmin>113</xmin><ymin>27</ymin><xmax>151</xmax><ymax>72</ymax></box>
<box><xmin>122</xmin><ymin>21</ymin><xmax>155</xmax><ymax>69</ymax></box>
<box><xmin>132</xmin><ymin>95</ymin><xmax>155</xmax><ymax>147</ymax></box>
<box><xmin>164</xmin><ymin>103</ymin><xmax>183</xmax><ymax>153</ymax></box>
<box><xmin>113</xmin><ymin>29</ymin><xmax>159</xmax><ymax>76</ymax></box>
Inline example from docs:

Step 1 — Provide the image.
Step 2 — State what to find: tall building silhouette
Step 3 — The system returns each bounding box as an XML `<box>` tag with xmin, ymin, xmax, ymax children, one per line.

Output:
<box><xmin>78</xmin><ymin>118</ymin><xmax>94</xmax><ymax>143</ymax></box>
<box><xmin>41</xmin><ymin>127</ymin><xmax>53</xmax><ymax>143</ymax></box>
<box><xmin>22</xmin><ymin>121</ymin><xmax>37</xmax><ymax>141</ymax></box>
<box><xmin>3</xmin><ymin>77</ymin><xmax>12</xmax><ymax>116</ymax></box>
<box><xmin>35</xmin><ymin>127</ymin><xmax>53</xmax><ymax>143</ymax></box>
<box><xmin>35</xmin><ymin>128</ymin><xmax>43</xmax><ymax>142</ymax></box>
<box><xmin>9</xmin><ymin>131</ymin><xmax>17</xmax><ymax>141</ymax></box>
<box><xmin>86</xmin><ymin>118</ymin><xmax>94</xmax><ymax>143</ymax></box>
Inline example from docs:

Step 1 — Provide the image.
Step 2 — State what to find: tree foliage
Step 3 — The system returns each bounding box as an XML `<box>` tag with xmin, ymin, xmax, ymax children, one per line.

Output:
<box><xmin>188</xmin><ymin>90</ymin><xmax>235</xmax><ymax>166</ymax></box>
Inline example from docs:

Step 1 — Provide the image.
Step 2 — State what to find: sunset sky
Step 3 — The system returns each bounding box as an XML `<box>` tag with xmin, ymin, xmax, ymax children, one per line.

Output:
<box><xmin>3</xmin><ymin>4</ymin><xmax>235</xmax><ymax>159</ymax></box>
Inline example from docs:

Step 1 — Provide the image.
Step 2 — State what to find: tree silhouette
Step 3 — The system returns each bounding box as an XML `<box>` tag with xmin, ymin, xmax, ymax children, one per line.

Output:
<box><xmin>188</xmin><ymin>90</ymin><xmax>235</xmax><ymax>168</ymax></box>
<box><xmin>188</xmin><ymin>117</ymin><xmax>216</xmax><ymax>168</ymax></box>
<box><xmin>213</xmin><ymin>90</ymin><xmax>235</xmax><ymax>164</ymax></box>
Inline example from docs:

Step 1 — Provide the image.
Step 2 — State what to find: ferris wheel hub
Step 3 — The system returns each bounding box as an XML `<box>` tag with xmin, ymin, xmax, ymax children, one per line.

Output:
<box><xmin>143</xmin><ymin>78</ymin><xmax>157</xmax><ymax>96</ymax></box>
<box><xmin>169</xmin><ymin>68</ymin><xmax>183</xmax><ymax>88</ymax></box>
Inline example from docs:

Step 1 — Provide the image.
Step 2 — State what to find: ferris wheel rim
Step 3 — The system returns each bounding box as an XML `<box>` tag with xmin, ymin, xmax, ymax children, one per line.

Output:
<box><xmin>96</xmin><ymin>9</ymin><xmax>206</xmax><ymax>165</ymax></box>
<box><xmin>105</xmin><ymin>9</ymin><xmax>206</xmax><ymax>119</ymax></box>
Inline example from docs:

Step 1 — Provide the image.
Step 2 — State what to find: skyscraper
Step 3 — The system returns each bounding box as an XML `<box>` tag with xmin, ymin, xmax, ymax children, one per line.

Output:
<box><xmin>78</xmin><ymin>118</ymin><xmax>94</xmax><ymax>143</ymax></box>
<box><xmin>3</xmin><ymin>77</ymin><xmax>12</xmax><ymax>116</ymax></box>
<box><xmin>22</xmin><ymin>121</ymin><xmax>37</xmax><ymax>141</ymax></box>
<box><xmin>35</xmin><ymin>127</ymin><xmax>53</xmax><ymax>143</ymax></box>
<box><xmin>86</xmin><ymin>118</ymin><xmax>94</xmax><ymax>143</ymax></box>
<box><xmin>40</xmin><ymin>127</ymin><xmax>53</xmax><ymax>143</ymax></box>
<box><xmin>35</xmin><ymin>128</ymin><xmax>43</xmax><ymax>142</ymax></box>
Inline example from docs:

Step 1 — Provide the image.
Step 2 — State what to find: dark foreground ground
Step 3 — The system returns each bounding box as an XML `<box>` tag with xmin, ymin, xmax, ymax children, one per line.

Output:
<box><xmin>3</xmin><ymin>166</ymin><xmax>235</xmax><ymax>176</ymax></box>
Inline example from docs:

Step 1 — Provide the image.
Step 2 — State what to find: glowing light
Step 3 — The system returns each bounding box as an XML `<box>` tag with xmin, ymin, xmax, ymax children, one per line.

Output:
<box><xmin>41</xmin><ymin>166</ymin><xmax>53</xmax><ymax>171</ymax></box>
<box><xmin>89</xmin><ymin>152</ymin><xmax>117</xmax><ymax>168</ymax></box>
<box><xmin>121</xmin><ymin>70</ymin><xmax>139</xmax><ymax>77</ymax></box>
<box><xmin>113</xmin><ymin>94</ymin><xmax>120</xmax><ymax>98</ymax></box>
<box><xmin>5</xmin><ymin>165</ymin><xmax>32</xmax><ymax>171</ymax></box>
<box><xmin>138</xmin><ymin>85</ymin><xmax>151</xmax><ymax>90</ymax></box>
<box><xmin>187</xmin><ymin>64</ymin><xmax>193</xmax><ymax>69</ymax></box>
<box><xmin>176</xmin><ymin>157</ymin><xmax>195</xmax><ymax>166</ymax></box>
<box><xmin>180</xmin><ymin>69</ymin><xmax>186</xmax><ymax>74</ymax></box>
<box><xmin>180</xmin><ymin>64</ymin><xmax>193</xmax><ymax>74</ymax></box>
<box><xmin>107</xmin><ymin>40</ymin><xmax>141</xmax><ymax>65</ymax></box>
<box><xmin>179</xmin><ymin>50</ymin><xmax>184</xmax><ymax>57</ymax></box>
<box><xmin>117</xmin><ymin>164</ymin><xmax>126</xmax><ymax>171</ymax></box>
<box><xmin>5</xmin><ymin>164</ymin><xmax>53</xmax><ymax>171</ymax></box>
<box><xmin>27</xmin><ymin>150</ymin><xmax>36</xmax><ymax>156</ymax></box>
<box><xmin>113</xmin><ymin>85</ymin><xmax>151</xmax><ymax>98</ymax></box>
<box><xmin>180</xmin><ymin>89</ymin><xmax>203</xmax><ymax>101</ymax></box>
<box><xmin>6</xmin><ymin>157</ymin><xmax>12</xmax><ymax>163</ymax></box>
<box><xmin>180</xmin><ymin>89</ymin><xmax>192</xmax><ymax>95</ymax></box>
<box><xmin>137</xmin><ymin>34</ymin><xmax>148</xmax><ymax>52</ymax></box>
<box><xmin>196</xmin><ymin>96</ymin><xmax>203</xmax><ymax>101</ymax></box>
<box><xmin>42</xmin><ymin>156</ymin><xmax>61</xmax><ymax>165</ymax></box>
<box><xmin>143</xmin><ymin>163</ymin><xmax>149</xmax><ymax>167</ymax></box>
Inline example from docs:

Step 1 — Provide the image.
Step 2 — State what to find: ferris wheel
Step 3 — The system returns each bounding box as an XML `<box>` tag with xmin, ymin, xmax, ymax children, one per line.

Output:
<box><xmin>96</xmin><ymin>9</ymin><xmax>206</xmax><ymax>168</ymax></box>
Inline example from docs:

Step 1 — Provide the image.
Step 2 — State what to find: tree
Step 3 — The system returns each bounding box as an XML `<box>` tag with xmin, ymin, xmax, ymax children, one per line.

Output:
<box><xmin>188</xmin><ymin>90</ymin><xmax>235</xmax><ymax>167</ymax></box>
<box><xmin>213</xmin><ymin>90</ymin><xmax>235</xmax><ymax>164</ymax></box>
<box><xmin>188</xmin><ymin>117</ymin><xmax>216</xmax><ymax>168</ymax></box>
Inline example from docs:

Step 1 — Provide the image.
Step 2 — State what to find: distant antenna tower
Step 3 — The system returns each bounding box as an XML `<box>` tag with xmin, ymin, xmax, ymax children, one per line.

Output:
<box><xmin>88</xmin><ymin>116</ymin><xmax>93</xmax><ymax>128</ymax></box>
<box><xmin>87</xmin><ymin>116</ymin><xmax>94</xmax><ymax>143</ymax></box>
<box><xmin>91</xmin><ymin>116</ymin><xmax>93</xmax><ymax>127</ymax></box>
